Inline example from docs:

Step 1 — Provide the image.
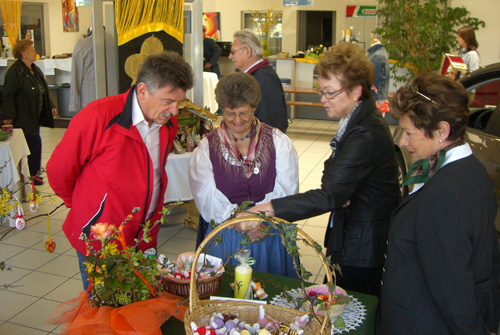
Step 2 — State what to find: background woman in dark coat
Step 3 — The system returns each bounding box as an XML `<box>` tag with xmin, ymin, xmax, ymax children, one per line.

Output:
<box><xmin>245</xmin><ymin>42</ymin><xmax>400</xmax><ymax>297</ymax></box>
<box><xmin>381</xmin><ymin>73</ymin><xmax>500</xmax><ymax>334</ymax></box>
<box><xmin>2</xmin><ymin>39</ymin><xmax>56</xmax><ymax>184</ymax></box>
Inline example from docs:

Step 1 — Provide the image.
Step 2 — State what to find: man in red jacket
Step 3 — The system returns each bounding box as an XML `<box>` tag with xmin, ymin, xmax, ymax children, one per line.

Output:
<box><xmin>47</xmin><ymin>51</ymin><xmax>193</xmax><ymax>289</ymax></box>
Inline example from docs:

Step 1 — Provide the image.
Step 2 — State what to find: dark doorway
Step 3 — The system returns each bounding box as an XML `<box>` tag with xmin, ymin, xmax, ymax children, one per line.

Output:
<box><xmin>297</xmin><ymin>11</ymin><xmax>336</xmax><ymax>52</ymax></box>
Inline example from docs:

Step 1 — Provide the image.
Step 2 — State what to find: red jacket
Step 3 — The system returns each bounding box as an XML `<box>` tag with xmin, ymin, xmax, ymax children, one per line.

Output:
<box><xmin>47</xmin><ymin>88</ymin><xmax>178</xmax><ymax>255</ymax></box>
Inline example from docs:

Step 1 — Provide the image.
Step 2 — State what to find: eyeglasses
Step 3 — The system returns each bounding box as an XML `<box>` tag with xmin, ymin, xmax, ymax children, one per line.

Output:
<box><xmin>317</xmin><ymin>88</ymin><xmax>346</xmax><ymax>100</ymax></box>
<box><xmin>224</xmin><ymin>110</ymin><xmax>253</xmax><ymax>120</ymax></box>
<box><xmin>229</xmin><ymin>46</ymin><xmax>247</xmax><ymax>55</ymax></box>
<box><xmin>411</xmin><ymin>86</ymin><xmax>438</xmax><ymax>105</ymax></box>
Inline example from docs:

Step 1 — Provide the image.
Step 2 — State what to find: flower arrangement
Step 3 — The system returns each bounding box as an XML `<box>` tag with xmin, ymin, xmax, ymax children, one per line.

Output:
<box><xmin>249</xmin><ymin>8</ymin><xmax>281</xmax><ymax>56</ymax></box>
<box><xmin>82</xmin><ymin>207</ymin><xmax>163</xmax><ymax>307</ymax></box>
<box><xmin>306</xmin><ymin>44</ymin><xmax>327</xmax><ymax>59</ymax></box>
<box><xmin>46</xmin><ymin>202</ymin><xmax>188</xmax><ymax>335</ymax></box>
<box><xmin>249</xmin><ymin>8</ymin><xmax>280</xmax><ymax>40</ymax></box>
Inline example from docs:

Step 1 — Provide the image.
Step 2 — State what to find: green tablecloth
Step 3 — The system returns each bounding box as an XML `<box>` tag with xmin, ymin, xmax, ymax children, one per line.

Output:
<box><xmin>162</xmin><ymin>269</ymin><xmax>379</xmax><ymax>334</ymax></box>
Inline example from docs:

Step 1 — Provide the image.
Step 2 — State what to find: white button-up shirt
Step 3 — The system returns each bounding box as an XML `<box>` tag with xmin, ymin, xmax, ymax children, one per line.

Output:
<box><xmin>132</xmin><ymin>90</ymin><xmax>162</xmax><ymax>220</ymax></box>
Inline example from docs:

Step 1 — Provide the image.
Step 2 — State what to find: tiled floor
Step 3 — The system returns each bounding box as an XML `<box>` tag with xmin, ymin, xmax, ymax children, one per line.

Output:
<box><xmin>0</xmin><ymin>118</ymin><xmax>338</xmax><ymax>334</ymax></box>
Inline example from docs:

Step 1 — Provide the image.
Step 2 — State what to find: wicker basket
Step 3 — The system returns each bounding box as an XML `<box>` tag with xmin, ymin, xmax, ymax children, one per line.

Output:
<box><xmin>184</xmin><ymin>216</ymin><xmax>335</xmax><ymax>335</ymax></box>
<box><xmin>163</xmin><ymin>274</ymin><xmax>222</xmax><ymax>299</ymax></box>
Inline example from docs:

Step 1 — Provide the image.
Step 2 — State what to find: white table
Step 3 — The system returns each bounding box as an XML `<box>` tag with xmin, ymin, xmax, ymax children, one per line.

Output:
<box><xmin>203</xmin><ymin>72</ymin><xmax>218</xmax><ymax>114</ymax></box>
<box><xmin>164</xmin><ymin>152</ymin><xmax>193</xmax><ymax>203</ymax></box>
<box><xmin>0</xmin><ymin>129</ymin><xmax>31</xmax><ymax>226</ymax></box>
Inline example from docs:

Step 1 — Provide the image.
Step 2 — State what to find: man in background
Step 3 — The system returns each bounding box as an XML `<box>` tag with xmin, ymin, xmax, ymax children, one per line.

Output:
<box><xmin>229</xmin><ymin>29</ymin><xmax>288</xmax><ymax>133</ymax></box>
<box><xmin>203</xmin><ymin>26</ymin><xmax>222</xmax><ymax>78</ymax></box>
<box><xmin>47</xmin><ymin>51</ymin><xmax>193</xmax><ymax>289</ymax></box>
<box><xmin>367</xmin><ymin>32</ymin><xmax>390</xmax><ymax>117</ymax></box>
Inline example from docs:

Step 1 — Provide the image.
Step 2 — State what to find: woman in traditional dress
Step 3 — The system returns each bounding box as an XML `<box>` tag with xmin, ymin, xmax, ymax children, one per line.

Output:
<box><xmin>188</xmin><ymin>72</ymin><xmax>299</xmax><ymax>277</ymax></box>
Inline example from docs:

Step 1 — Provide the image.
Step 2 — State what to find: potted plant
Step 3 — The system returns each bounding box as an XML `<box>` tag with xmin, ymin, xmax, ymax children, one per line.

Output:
<box><xmin>46</xmin><ymin>204</ymin><xmax>187</xmax><ymax>335</ymax></box>
<box><xmin>375</xmin><ymin>0</ymin><xmax>485</xmax><ymax>84</ymax></box>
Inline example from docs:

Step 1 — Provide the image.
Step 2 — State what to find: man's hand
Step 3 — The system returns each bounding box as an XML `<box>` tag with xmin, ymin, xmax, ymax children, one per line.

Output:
<box><xmin>3</xmin><ymin>119</ymin><xmax>13</xmax><ymax>125</ymax></box>
<box><xmin>52</xmin><ymin>108</ymin><xmax>58</xmax><ymax>116</ymax></box>
<box><xmin>204</xmin><ymin>62</ymin><xmax>212</xmax><ymax>70</ymax></box>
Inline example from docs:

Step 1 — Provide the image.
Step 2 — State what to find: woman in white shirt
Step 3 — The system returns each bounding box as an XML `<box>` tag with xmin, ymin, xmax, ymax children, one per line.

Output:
<box><xmin>457</xmin><ymin>26</ymin><xmax>480</xmax><ymax>73</ymax></box>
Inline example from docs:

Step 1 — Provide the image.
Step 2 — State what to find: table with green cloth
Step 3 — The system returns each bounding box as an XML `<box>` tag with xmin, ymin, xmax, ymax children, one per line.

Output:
<box><xmin>161</xmin><ymin>268</ymin><xmax>379</xmax><ymax>334</ymax></box>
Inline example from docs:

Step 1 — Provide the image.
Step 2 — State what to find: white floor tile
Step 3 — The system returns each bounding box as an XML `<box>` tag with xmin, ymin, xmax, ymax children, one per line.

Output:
<box><xmin>8</xmin><ymin>298</ymin><xmax>61</xmax><ymax>332</ymax></box>
<box><xmin>43</xmin><ymin>278</ymin><xmax>83</xmax><ymax>303</ymax></box>
<box><xmin>5</xmin><ymin>248</ymin><xmax>57</xmax><ymax>271</ymax></box>
<box><xmin>0</xmin><ymin>321</ymin><xmax>51</xmax><ymax>335</ymax></box>
<box><xmin>37</xmin><ymin>254</ymin><xmax>80</xmax><ymax>278</ymax></box>
<box><xmin>1</xmin><ymin>230</ymin><xmax>47</xmax><ymax>249</ymax></box>
<box><xmin>0</xmin><ymin>290</ymin><xmax>38</xmax><ymax>321</ymax></box>
<box><xmin>7</xmin><ymin>271</ymin><xmax>68</xmax><ymax>298</ymax></box>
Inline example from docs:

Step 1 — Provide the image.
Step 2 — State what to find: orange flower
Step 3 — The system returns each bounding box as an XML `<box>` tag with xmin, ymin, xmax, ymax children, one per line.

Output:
<box><xmin>91</xmin><ymin>222</ymin><xmax>115</xmax><ymax>239</ymax></box>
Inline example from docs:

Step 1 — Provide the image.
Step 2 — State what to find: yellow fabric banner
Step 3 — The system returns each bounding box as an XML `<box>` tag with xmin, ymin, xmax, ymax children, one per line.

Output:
<box><xmin>0</xmin><ymin>0</ymin><xmax>22</xmax><ymax>48</ymax></box>
<box><xmin>115</xmin><ymin>0</ymin><xmax>184</xmax><ymax>46</ymax></box>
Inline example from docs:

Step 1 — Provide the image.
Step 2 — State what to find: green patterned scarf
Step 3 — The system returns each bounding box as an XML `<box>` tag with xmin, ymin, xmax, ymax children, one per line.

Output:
<box><xmin>403</xmin><ymin>139</ymin><xmax>464</xmax><ymax>185</ymax></box>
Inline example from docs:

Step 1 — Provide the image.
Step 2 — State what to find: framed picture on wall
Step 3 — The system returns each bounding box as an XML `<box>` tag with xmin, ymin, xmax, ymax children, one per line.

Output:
<box><xmin>203</xmin><ymin>12</ymin><xmax>221</xmax><ymax>40</ymax></box>
<box><xmin>62</xmin><ymin>0</ymin><xmax>79</xmax><ymax>32</ymax></box>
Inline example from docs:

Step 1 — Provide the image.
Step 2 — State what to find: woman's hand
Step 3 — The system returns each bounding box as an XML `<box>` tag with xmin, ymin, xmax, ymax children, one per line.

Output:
<box><xmin>232</xmin><ymin>220</ymin><xmax>266</xmax><ymax>241</ymax></box>
<box><xmin>233</xmin><ymin>220</ymin><xmax>260</xmax><ymax>234</ymax></box>
<box><xmin>238</xmin><ymin>202</ymin><xmax>275</xmax><ymax>217</ymax></box>
<box><xmin>3</xmin><ymin>119</ymin><xmax>13</xmax><ymax>125</ymax></box>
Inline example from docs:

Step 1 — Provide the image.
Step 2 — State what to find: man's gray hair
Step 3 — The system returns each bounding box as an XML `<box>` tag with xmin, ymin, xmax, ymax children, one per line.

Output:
<box><xmin>233</xmin><ymin>29</ymin><xmax>263</xmax><ymax>57</ymax></box>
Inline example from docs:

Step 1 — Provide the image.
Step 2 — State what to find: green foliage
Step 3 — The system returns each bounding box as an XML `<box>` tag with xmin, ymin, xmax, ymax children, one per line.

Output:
<box><xmin>83</xmin><ymin>204</ymin><xmax>179</xmax><ymax>308</ymax></box>
<box><xmin>375</xmin><ymin>0</ymin><xmax>485</xmax><ymax>84</ymax></box>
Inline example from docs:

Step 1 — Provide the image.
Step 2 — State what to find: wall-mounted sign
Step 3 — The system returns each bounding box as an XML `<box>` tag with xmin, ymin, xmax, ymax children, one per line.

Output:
<box><xmin>283</xmin><ymin>0</ymin><xmax>313</xmax><ymax>6</ymax></box>
<box><xmin>346</xmin><ymin>5</ymin><xmax>377</xmax><ymax>17</ymax></box>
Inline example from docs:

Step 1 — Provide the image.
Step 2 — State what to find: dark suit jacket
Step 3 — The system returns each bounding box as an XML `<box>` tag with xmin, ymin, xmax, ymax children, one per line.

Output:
<box><xmin>272</xmin><ymin>98</ymin><xmax>399</xmax><ymax>268</ymax></box>
<box><xmin>381</xmin><ymin>154</ymin><xmax>500</xmax><ymax>334</ymax></box>
<box><xmin>251</xmin><ymin>65</ymin><xmax>288</xmax><ymax>133</ymax></box>
<box><xmin>203</xmin><ymin>37</ymin><xmax>222</xmax><ymax>78</ymax></box>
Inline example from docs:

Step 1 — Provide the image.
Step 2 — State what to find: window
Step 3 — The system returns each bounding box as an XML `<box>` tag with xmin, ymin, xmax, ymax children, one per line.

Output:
<box><xmin>242</xmin><ymin>11</ymin><xmax>282</xmax><ymax>56</ymax></box>
<box><xmin>0</xmin><ymin>3</ymin><xmax>46</xmax><ymax>56</ymax></box>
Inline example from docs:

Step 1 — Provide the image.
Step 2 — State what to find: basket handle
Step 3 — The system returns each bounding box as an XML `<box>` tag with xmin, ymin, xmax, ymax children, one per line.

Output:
<box><xmin>188</xmin><ymin>216</ymin><xmax>335</xmax><ymax>333</ymax></box>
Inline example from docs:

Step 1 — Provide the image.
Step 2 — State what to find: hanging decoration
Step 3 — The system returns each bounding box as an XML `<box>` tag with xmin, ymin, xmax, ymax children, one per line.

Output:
<box><xmin>28</xmin><ymin>180</ymin><xmax>41</xmax><ymax>213</ymax></box>
<box><xmin>0</xmin><ymin>0</ymin><xmax>22</xmax><ymax>49</ymax></box>
<box><xmin>14</xmin><ymin>204</ymin><xmax>25</xmax><ymax>230</ymax></box>
<box><xmin>115</xmin><ymin>0</ymin><xmax>183</xmax><ymax>46</ymax></box>
<box><xmin>45</xmin><ymin>214</ymin><xmax>56</xmax><ymax>253</ymax></box>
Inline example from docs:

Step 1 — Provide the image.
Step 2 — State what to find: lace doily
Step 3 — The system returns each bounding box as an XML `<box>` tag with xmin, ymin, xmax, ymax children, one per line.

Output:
<box><xmin>270</xmin><ymin>289</ymin><xmax>367</xmax><ymax>334</ymax></box>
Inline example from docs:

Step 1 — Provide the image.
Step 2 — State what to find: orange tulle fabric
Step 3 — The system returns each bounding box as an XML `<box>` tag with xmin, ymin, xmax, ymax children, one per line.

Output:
<box><xmin>46</xmin><ymin>291</ymin><xmax>187</xmax><ymax>335</ymax></box>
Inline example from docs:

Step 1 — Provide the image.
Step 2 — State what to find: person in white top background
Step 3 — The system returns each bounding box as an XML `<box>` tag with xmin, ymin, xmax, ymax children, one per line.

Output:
<box><xmin>457</xmin><ymin>25</ymin><xmax>480</xmax><ymax>73</ymax></box>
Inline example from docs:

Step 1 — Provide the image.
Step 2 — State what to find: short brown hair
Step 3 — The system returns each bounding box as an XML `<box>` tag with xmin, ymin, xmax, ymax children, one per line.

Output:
<box><xmin>215</xmin><ymin>72</ymin><xmax>261</xmax><ymax>110</ymax></box>
<box><xmin>314</xmin><ymin>42</ymin><xmax>374</xmax><ymax>100</ymax></box>
<box><xmin>390</xmin><ymin>73</ymin><xmax>469</xmax><ymax>141</ymax></box>
<box><xmin>13</xmin><ymin>39</ymin><xmax>34</xmax><ymax>59</ymax></box>
<box><xmin>457</xmin><ymin>26</ymin><xmax>478</xmax><ymax>51</ymax></box>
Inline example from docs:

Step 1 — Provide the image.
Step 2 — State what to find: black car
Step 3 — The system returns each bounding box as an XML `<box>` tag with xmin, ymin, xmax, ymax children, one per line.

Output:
<box><xmin>393</xmin><ymin>62</ymin><xmax>500</xmax><ymax>233</ymax></box>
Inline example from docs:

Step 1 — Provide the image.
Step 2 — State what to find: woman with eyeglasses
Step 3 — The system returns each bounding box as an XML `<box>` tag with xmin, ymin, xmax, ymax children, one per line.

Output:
<box><xmin>188</xmin><ymin>72</ymin><xmax>299</xmax><ymax>277</ymax></box>
<box><xmin>380</xmin><ymin>73</ymin><xmax>500</xmax><ymax>334</ymax></box>
<box><xmin>243</xmin><ymin>42</ymin><xmax>400</xmax><ymax>296</ymax></box>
